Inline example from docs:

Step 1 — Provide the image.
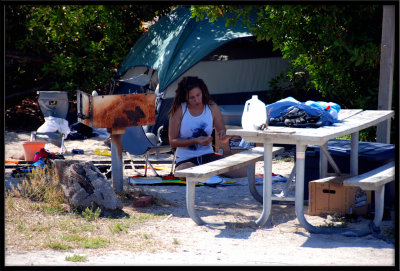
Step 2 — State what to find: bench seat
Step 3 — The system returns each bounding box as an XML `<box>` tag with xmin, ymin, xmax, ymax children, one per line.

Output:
<box><xmin>174</xmin><ymin>146</ymin><xmax>284</xmax><ymax>225</ymax></box>
<box><xmin>343</xmin><ymin>160</ymin><xmax>395</xmax><ymax>229</ymax></box>
<box><xmin>343</xmin><ymin>161</ymin><xmax>395</xmax><ymax>190</ymax></box>
<box><xmin>174</xmin><ymin>146</ymin><xmax>283</xmax><ymax>181</ymax></box>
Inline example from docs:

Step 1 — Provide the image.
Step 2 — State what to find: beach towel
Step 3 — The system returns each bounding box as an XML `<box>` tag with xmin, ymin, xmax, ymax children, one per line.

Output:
<box><xmin>128</xmin><ymin>173</ymin><xmax>287</xmax><ymax>186</ymax></box>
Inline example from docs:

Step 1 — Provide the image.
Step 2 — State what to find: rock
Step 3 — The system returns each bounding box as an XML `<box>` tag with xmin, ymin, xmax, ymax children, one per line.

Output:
<box><xmin>54</xmin><ymin>160</ymin><xmax>123</xmax><ymax>215</ymax></box>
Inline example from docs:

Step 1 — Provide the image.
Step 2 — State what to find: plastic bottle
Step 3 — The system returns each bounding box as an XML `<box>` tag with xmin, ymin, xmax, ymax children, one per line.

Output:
<box><xmin>325</xmin><ymin>105</ymin><xmax>338</xmax><ymax>121</ymax></box>
<box><xmin>305</xmin><ymin>100</ymin><xmax>340</xmax><ymax>122</ymax></box>
<box><xmin>241</xmin><ymin>95</ymin><xmax>267</xmax><ymax>130</ymax></box>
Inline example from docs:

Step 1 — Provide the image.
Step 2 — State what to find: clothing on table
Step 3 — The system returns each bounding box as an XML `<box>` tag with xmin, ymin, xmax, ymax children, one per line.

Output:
<box><xmin>175</xmin><ymin>102</ymin><xmax>214</xmax><ymax>163</ymax></box>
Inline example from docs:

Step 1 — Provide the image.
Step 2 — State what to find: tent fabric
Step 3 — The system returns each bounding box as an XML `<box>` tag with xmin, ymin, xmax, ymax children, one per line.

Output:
<box><xmin>162</xmin><ymin>57</ymin><xmax>289</xmax><ymax>99</ymax></box>
<box><xmin>115</xmin><ymin>7</ymin><xmax>253</xmax><ymax>93</ymax></box>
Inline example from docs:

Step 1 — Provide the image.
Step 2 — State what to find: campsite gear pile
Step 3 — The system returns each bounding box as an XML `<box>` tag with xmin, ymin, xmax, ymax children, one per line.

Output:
<box><xmin>67</xmin><ymin>122</ymin><xmax>110</xmax><ymax>140</ymax></box>
<box><xmin>37</xmin><ymin>116</ymin><xmax>71</xmax><ymax>137</ymax></box>
<box><xmin>11</xmin><ymin>148</ymin><xmax>64</xmax><ymax>178</ymax></box>
<box><xmin>266</xmin><ymin>97</ymin><xmax>341</xmax><ymax>128</ymax></box>
<box><xmin>34</xmin><ymin>148</ymin><xmax>57</xmax><ymax>161</ymax></box>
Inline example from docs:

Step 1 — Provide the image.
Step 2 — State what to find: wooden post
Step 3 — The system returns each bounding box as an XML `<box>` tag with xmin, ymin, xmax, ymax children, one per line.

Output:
<box><xmin>110</xmin><ymin>128</ymin><xmax>126</xmax><ymax>195</ymax></box>
<box><xmin>377</xmin><ymin>5</ymin><xmax>395</xmax><ymax>143</ymax></box>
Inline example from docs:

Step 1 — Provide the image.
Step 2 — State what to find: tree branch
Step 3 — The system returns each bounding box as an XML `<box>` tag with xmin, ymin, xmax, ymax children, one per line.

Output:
<box><xmin>6</xmin><ymin>82</ymin><xmax>55</xmax><ymax>100</ymax></box>
<box><xmin>5</xmin><ymin>50</ymin><xmax>50</xmax><ymax>65</ymax></box>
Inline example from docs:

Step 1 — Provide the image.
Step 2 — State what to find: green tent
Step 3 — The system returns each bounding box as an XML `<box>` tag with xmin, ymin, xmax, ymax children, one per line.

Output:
<box><xmin>115</xmin><ymin>6</ymin><xmax>254</xmax><ymax>93</ymax></box>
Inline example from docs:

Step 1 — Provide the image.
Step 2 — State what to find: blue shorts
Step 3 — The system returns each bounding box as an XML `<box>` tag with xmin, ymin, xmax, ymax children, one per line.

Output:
<box><xmin>175</xmin><ymin>152</ymin><xmax>223</xmax><ymax>168</ymax></box>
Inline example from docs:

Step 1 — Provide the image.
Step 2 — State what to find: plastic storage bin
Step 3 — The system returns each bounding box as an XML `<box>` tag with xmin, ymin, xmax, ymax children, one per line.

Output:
<box><xmin>304</xmin><ymin>139</ymin><xmax>395</xmax><ymax>207</ymax></box>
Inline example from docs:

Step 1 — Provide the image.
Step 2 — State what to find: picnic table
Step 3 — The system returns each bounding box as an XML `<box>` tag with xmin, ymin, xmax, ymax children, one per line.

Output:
<box><xmin>227</xmin><ymin>109</ymin><xmax>394</xmax><ymax>235</ymax></box>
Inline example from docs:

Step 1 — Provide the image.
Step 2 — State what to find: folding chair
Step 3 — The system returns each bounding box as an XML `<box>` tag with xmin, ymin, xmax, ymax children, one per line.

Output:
<box><xmin>33</xmin><ymin>91</ymin><xmax>69</xmax><ymax>153</ymax></box>
<box><xmin>122</xmin><ymin>126</ymin><xmax>176</xmax><ymax>177</ymax></box>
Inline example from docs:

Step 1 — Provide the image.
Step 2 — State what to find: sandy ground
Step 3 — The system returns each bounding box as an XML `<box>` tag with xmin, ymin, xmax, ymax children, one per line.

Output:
<box><xmin>4</xmin><ymin>131</ymin><xmax>396</xmax><ymax>266</ymax></box>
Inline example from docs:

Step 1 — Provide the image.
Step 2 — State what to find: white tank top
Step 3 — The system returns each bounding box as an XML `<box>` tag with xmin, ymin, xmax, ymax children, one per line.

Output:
<box><xmin>176</xmin><ymin>102</ymin><xmax>214</xmax><ymax>163</ymax></box>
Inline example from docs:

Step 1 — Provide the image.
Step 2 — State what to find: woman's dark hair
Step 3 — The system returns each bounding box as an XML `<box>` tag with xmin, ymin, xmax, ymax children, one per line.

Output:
<box><xmin>168</xmin><ymin>76</ymin><xmax>213</xmax><ymax>117</ymax></box>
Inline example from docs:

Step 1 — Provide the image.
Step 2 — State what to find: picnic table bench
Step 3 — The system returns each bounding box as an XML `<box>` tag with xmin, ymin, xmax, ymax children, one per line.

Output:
<box><xmin>174</xmin><ymin>146</ymin><xmax>284</xmax><ymax>225</ymax></box>
<box><xmin>343</xmin><ymin>160</ymin><xmax>395</xmax><ymax>229</ymax></box>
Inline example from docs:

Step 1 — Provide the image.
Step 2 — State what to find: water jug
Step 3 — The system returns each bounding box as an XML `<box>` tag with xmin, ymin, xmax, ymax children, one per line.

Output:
<box><xmin>241</xmin><ymin>95</ymin><xmax>267</xmax><ymax>130</ymax></box>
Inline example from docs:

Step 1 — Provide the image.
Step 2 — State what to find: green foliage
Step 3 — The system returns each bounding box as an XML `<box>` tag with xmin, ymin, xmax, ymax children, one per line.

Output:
<box><xmin>47</xmin><ymin>241</ymin><xmax>73</xmax><ymax>250</ymax></box>
<box><xmin>191</xmin><ymin>5</ymin><xmax>392</xmax><ymax>142</ymax></box>
<box><xmin>109</xmin><ymin>222</ymin><xmax>130</xmax><ymax>234</ymax></box>
<box><xmin>9</xmin><ymin>166</ymin><xmax>67</xmax><ymax>211</ymax></box>
<box><xmin>6</xmin><ymin>5</ymin><xmax>171</xmax><ymax>95</ymax></box>
<box><xmin>65</xmin><ymin>254</ymin><xmax>88</xmax><ymax>262</ymax></box>
<box><xmin>191</xmin><ymin>6</ymin><xmax>383</xmax><ymax>107</ymax></box>
<box><xmin>81</xmin><ymin>237</ymin><xmax>109</xmax><ymax>248</ymax></box>
<box><xmin>81</xmin><ymin>205</ymin><xmax>101</xmax><ymax>221</ymax></box>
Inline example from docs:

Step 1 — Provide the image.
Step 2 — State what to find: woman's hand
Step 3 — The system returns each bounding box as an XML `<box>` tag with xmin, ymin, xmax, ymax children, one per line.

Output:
<box><xmin>217</xmin><ymin>129</ymin><xmax>229</xmax><ymax>143</ymax></box>
<box><xmin>218</xmin><ymin>129</ymin><xmax>226</xmax><ymax>140</ymax></box>
<box><xmin>196</xmin><ymin>136</ymin><xmax>213</xmax><ymax>146</ymax></box>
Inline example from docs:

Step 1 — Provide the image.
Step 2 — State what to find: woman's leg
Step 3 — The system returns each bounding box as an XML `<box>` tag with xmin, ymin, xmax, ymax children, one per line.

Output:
<box><xmin>221</xmin><ymin>166</ymin><xmax>248</xmax><ymax>178</ymax></box>
<box><xmin>201</xmin><ymin>152</ymin><xmax>249</xmax><ymax>178</ymax></box>
<box><xmin>174</xmin><ymin>153</ymin><xmax>248</xmax><ymax>178</ymax></box>
<box><xmin>175</xmin><ymin>161</ymin><xmax>197</xmax><ymax>171</ymax></box>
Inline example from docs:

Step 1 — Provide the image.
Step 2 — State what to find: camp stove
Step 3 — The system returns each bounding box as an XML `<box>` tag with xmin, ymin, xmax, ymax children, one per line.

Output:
<box><xmin>77</xmin><ymin>90</ymin><xmax>155</xmax><ymax>194</ymax></box>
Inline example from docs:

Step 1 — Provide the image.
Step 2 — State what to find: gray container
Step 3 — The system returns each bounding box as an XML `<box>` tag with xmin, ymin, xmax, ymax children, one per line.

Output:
<box><xmin>219</xmin><ymin>105</ymin><xmax>245</xmax><ymax>126</ymax></box>
<box><xmin>38</xmin><ymin>91</ymin><xmax>69</xmax><ymax>119</ymax></box>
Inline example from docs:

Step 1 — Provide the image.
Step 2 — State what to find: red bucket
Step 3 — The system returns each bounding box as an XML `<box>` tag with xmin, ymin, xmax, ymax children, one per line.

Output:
<box><xmin>22</xmin><ymin>141</ymin><xmax>46</xmax><ymax>161</ymax></box>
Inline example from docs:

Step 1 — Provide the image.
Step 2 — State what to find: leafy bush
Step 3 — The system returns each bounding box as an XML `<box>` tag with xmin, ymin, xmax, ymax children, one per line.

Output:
<box><xmin>191</xmin><ymin>5</ymin><xmax>395</xmax><ymax>142</ymax></box>
<box><xmin>5</xmin><ymin>5</ymin><xmax>172</xmax><ymax>96</ymax></box>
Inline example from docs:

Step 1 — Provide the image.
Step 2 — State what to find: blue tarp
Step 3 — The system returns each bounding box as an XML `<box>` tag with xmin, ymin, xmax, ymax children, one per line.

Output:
<box><xmin>115</xmin><ymin>7</ymin><xmax>254</xmax><ymax>93</ymax></box>
<box><xmin>266</xmin><ymin>97</ymin><xmax>341</xmax><ymax>127</ymax></box>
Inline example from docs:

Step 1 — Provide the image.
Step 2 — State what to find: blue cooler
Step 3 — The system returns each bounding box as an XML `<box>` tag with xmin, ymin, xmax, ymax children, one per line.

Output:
<box><xmin>304</xmin><ymin>139</ymin><xmax>395</xmax><ymax>208</ymax></box>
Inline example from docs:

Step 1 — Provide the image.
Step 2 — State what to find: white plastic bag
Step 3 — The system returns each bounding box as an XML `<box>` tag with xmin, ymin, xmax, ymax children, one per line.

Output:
<box><xmin>92</xmin><ymin>128</ymin><xmax>110</xmax><ymax>140</ymax></box>
<box><xmin>37</xmin><ymin>116</ymin><xmax>70</xmax><ymax>136</ymax></box>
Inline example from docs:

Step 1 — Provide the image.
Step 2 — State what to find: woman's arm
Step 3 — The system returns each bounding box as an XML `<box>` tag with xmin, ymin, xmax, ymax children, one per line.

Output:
<box><xmin>168</xmin><ymin>105</ymin><xmax>212</xmax><ymax>148</ymax></box>
<box><xmin>210</xmin><ymin>102</ymin><xmax>228</xmax><ymax>142</ymax></box>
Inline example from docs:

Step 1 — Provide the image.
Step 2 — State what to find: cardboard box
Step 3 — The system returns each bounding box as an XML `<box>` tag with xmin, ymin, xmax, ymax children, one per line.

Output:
<box><xmin>214</xmin><ymin>125</ymin><xmax>256</xmax><ymax>156</ymax></box>
<box><xmin>308</xmin><ymin>177</ymin><xmax>371</xmax><ymax>216</ymax></box>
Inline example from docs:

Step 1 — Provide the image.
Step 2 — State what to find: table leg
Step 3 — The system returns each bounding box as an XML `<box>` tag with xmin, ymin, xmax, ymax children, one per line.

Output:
<box><xmin>319</xmin><ymin>142</ymin><xmax>328</xmax><ymax>178</ymax></box>
<box><xmin>296</xmin><ymin>143</ymin><xmax>346</xmax><ymax>232</ymax></box>
<box><xmin>295</xmin><ymin>143</ymin><xmax>373</xmax><ymax>236</ymax></box>
<box><xmin>350</xmin><ymin>132</ymin><xmax>359</xmax><ymax>175</ymax></box>
<box><xmin>186</xmin><ymin>177</ymin><xmax>205</xmax><ymax>225</ymax></box>
<box><xmin>111</xmin><ymin>134</ymin><xmax>124</xmax><ymax>195</ymax></box>
<box><xmin>255</xmin><ymin>141</ymin><xmax>272</xmax><ymax>226</ymax></box>
<box><xmin>320</xmin><ymin>145</ymin><xmax>342</xmax><ymax>175</ymax></box>
<box><xmin>373</xmin><ymin>185</ymin><xmax>385</xmax><ymax>229</ymax></box>
<box><xmin>248</xmin><ymin>164</ymin><xmax>262</xmax><ymax>203</ymax></box>
<box><xmin>294</xmin><ymin>144</ymin><xmax>315</xmax><ymax>231</ymax></box>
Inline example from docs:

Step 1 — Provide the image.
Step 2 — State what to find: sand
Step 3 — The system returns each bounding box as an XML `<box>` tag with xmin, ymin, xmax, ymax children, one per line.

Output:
<box><xmin>4</xmin><ymin>131</ymin><xmax>396</xmax><ymax>266</ymax></box>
